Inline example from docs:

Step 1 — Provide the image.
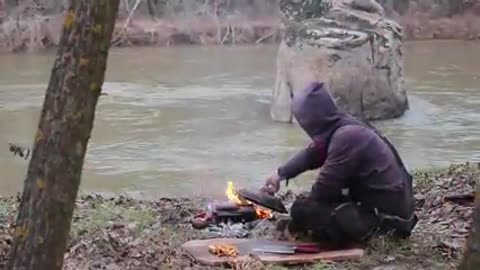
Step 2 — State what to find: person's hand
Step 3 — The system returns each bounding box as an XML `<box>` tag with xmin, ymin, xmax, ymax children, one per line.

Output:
<box><xmin>261</xmin><ymin>171</ymin><xmax>282</xmax><ymax>195</ymax></box>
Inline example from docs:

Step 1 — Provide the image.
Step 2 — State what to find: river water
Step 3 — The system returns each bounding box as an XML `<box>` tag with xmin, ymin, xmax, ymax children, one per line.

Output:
<box><xmin>1</xmin><ymin>40</ymin><xmax>479</xmax><ymax>199</ymax></box>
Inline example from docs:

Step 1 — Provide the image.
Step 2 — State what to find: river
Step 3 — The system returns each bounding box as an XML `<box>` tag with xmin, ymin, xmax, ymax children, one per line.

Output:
<box><xmin>1</xmin><ymin>40</ymin><xmax>479</xmax><ymax>199</ymax></box>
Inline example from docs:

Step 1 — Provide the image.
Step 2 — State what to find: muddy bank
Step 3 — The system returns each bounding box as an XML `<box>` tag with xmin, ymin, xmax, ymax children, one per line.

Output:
<box><xmin>0</xmin><ymin>10</ymin><xmax>479</xmax><ymax>53</ymax></box>
<box><xmin>0</xmin><ymin>162</ymin><xmax>479</xmax><ymax>269</ymax></box>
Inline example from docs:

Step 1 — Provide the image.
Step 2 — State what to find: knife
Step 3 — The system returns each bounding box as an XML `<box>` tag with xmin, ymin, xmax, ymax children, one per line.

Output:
<box><xmin>252</xmin><ymin>244</ymin><xmax>321</xmax><ymax>254</ymax></box>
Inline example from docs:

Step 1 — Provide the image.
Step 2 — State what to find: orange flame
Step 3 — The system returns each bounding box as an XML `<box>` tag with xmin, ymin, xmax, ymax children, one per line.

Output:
<box><xmin>226</xmin><ymin>181</ymin><xmax>250</xmax><ymax>206</ymax></box>
<box><xmin>255</xmin><ymin>207</ymin><xmax>273</xmax><ymax>219</ymax></box>
<box><xmin>225</xmin><ymin>181</ymin><xmax>273</xmax><ymax>219</ymax></box>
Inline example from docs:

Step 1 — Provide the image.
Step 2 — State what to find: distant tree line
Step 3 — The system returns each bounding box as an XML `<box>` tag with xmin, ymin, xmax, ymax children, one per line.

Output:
<box><xmin>0</xmin><ymin>0</ymin><xmax>477</xmax><ymax>52</ymax></box>
<box><xmin>379</xmin><ymin>0</ymin><xmax>477</xmax><ymax>16</ymax></box>
<box><xmin>1</xmin><ymin>0</ymin><xmax>280</xmax><ymax>18</ymax></box>
<box><xmin>0</xmin><ymin>0</ymin><xmax>476</xmax><ymax>19</ymax></box>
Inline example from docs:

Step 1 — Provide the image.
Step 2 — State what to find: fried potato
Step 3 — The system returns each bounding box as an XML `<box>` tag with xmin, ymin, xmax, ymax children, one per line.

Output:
<box><xmin>208</xmin><ymin>244</ymin><xmax>239</xmax><ymax>257</ymax></box>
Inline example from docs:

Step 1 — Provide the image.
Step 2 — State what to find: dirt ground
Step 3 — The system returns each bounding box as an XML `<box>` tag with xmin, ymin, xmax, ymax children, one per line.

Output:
<box><xmin>0</xmin><ymin>162</ymin><xmax>478</xmax><ymax>269</ymax></box>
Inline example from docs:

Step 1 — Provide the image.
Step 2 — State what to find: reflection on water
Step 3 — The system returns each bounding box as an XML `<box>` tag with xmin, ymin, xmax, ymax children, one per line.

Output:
<box><xmin>1</xmin><ymin>41</ymin><xmax>479</xmax><ymax>198</ymax></box>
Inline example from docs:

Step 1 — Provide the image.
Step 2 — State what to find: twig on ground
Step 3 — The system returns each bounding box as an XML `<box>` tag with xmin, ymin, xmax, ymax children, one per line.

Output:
<box><xmin>256</xmin><ymin>31</ymin><xmax>274</xmax><ymax>44</ymax></box>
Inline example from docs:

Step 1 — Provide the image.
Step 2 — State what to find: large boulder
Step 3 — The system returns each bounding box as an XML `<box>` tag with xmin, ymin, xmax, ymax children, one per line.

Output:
<box><xmin>271</xmin><ymin>0</ymin><xmax>410</xmax><ymax>123</ymax></box>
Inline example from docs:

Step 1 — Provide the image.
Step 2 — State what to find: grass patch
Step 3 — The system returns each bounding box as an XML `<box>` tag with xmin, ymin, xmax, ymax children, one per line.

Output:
<box><xmin>0</xmin><ymin>198</ymin><xmax>15</xmax><ymax>222</ymax></box>
<box><xmin>412</xmin><ymin>162</ymin><xmax>479</xmax><ymax>190</ymax></box>
<box><xmin>71</xmin><ymin>199</ymin><xmax>157</xmax><ymax>238</ymax></box>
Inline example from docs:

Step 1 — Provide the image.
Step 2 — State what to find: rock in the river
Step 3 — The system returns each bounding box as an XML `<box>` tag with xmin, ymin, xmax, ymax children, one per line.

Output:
<box><xmin>271</xmin><ymin>0</ymin><xmax>409</xmax><ymax>122</ymax></box>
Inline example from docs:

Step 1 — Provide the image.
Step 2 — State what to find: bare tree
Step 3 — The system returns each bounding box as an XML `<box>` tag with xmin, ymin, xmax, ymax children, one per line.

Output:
<box><xmin>7</xmin><ymin>0</ymin><xmax>120</xmax><ymax>269</ymax></box>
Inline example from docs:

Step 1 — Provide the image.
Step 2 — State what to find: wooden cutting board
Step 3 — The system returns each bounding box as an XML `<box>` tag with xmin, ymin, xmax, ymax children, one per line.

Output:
<box><xmin>182</xmin><ymin>238</ymin><xmax>364</xmax><ymax>266</ymax></box>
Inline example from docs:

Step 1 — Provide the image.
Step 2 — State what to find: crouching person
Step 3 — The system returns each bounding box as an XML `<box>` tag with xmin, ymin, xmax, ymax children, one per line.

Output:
<box><xmin>262</xmin><ymin>82</ymin><xmax>417</xmax><ymax>247</ymax></box>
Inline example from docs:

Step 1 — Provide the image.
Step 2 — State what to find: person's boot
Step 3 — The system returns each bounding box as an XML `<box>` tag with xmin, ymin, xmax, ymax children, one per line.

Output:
<box><xmin>275</xmin><ymin>217</ymin><xmax>313</xmax><ymax>242</ymax></box>
<box><xmin>274</xmin><ymin>217</ymin><xmax>297</xmax><ymax>241</ymax></box>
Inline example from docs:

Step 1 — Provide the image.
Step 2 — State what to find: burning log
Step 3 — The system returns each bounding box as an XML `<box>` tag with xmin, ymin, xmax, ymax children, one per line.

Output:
<box><xmin>215</xmin><ymin>204</ymin><xmax>257</xmax><ymax>223</ymax></box>
<box><xmin>226</xmin><ymin>181</ymin><xmax>273</xmax><ymax>219</ymax></box>
<box><xmin>191</xmin><ymin>202</ymin><xmax>258</xmax><ymax>229</ymax></box>
<box><xmin>191</xmin><ymin>182</ymin><xmax>274</xmax><ymax>229</ymax></box>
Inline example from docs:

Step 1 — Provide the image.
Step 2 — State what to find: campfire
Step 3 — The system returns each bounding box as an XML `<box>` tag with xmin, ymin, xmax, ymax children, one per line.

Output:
<box><xmin>191</xmin><ymin>181</ymin><xmax>273</xmax><ymax>229</ymax></box>
<box><xmin>225</xmin><ymin>181</ymin><xmax>273</xmax><ymax>220</ymax></box>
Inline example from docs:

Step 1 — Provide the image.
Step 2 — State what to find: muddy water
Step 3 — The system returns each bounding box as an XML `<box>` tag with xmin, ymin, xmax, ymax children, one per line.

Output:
<box><xmin>1</xmin><ymin>41</ymin><xmax>479</xmax><ymax>199</ymax></box>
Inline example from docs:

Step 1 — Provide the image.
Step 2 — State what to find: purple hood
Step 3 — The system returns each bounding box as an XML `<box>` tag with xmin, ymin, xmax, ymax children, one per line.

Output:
<box><xmin>292</xmin><ymin>82</ymin><xmax>359</xmax><ymax>155</ymax></box>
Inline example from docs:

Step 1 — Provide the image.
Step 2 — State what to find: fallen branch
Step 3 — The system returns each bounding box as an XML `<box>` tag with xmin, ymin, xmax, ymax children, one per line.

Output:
<box><xmin>255</xmin><ymin>31</ymin><xmax>274</xmax><ymax>44</ymax></box>
<box><xmin>221</xmin><ymin>25</ymin><xmax>231</xmax><ymax>45</ymax></box>
<box><xmin>445</xmin><ymin>193</ymin><xmax>475</xmax><ymax>204</ymax></box>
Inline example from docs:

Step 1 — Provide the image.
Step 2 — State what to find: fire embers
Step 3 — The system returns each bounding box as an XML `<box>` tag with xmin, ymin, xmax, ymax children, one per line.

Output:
<box><xmin>191</xmin><ymin>182</ymin><xmax>273</xmax><ymax>229</ymax></box>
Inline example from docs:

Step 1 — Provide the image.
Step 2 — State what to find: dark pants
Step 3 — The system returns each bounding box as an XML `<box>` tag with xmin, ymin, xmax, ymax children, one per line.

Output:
<box><xmin>287</xmin><ymin>194</ymin><xmax>414</xmax><ymax>248</ymax></box>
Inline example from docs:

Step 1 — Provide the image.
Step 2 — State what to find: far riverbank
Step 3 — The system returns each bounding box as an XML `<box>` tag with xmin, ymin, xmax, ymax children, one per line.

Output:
<box><xmin>1</xmin><ymin>7</ymin><xmax>479</xmax><ymax>53</ymax></box>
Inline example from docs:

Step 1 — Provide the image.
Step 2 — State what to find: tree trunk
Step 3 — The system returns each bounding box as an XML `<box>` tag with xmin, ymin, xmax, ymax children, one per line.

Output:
<box><xmin>459</xmin><ymin>183</ymin><xmax>480</xmax><ymax>270</ymax></box>
<box><xmin>7</xmin><ymin>0</ymin><xmax>119</xmax><ymax>269</ymax></box>
<box><xmin>146</xmin><ymin>0</ymin><xmax>157</xmax><ymax>19</ymax></box>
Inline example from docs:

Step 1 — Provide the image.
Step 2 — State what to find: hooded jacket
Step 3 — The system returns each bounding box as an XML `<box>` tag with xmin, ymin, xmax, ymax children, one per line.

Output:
<box><xmin>278</xmin><ymin>82</ymin><xmax>414</xmax><ymax>218</ymax></box>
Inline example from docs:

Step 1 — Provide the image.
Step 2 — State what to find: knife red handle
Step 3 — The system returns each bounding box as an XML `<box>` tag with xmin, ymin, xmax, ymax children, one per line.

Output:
<box><xmin>294</xmin><ymin>244</ymin><xmax>321</xmax><ymax>253</ymax></box>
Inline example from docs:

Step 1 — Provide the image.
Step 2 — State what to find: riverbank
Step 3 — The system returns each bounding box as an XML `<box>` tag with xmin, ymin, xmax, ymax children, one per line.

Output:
<box><xmin>0</xmin><ymin>162</ymin><xmax>478</xmax><ymax>269</ymax></box>
<box><xmin>0</xmin><ymin>14</ymin><xmax>284</xmax><ymax>52</ymax></box>
<box><xmin>1</xmin><ymin>9</ymin><xmax>480</xmax><ymax>53</ymax></box>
